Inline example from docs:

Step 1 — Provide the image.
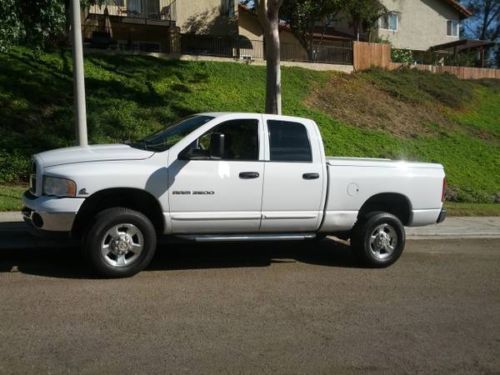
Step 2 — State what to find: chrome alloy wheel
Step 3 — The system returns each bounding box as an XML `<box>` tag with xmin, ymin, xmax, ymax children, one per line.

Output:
<box><xmin>369</xmin><ymin>223</ymin><xmax>398</xmax><ymax>260</ymax></box>
<box><xmin>101</xmin><ymin>224</ymin><xmax>144</xmax><ymax>267</ymax></box>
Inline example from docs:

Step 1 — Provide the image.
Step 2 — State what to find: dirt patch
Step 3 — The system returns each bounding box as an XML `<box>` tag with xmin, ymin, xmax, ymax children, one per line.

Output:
<box><xmin>305</xmin><ymin>74</ymin><xmax>456</xmax><ymax>138</ymax></box>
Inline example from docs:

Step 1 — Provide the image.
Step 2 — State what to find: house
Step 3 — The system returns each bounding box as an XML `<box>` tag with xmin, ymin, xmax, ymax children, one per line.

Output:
<box><xmin>83</xmin><ymin>0</ymin><xmax>474</xmax><ymax>66</ymax></box>
<box><xmin>83</xmin><ymin>0</ymin><xmax>238</xmax><ymax>52</ymax></box>
<box><xmin>374</xmin><ymin>0</ymin><xmax>472</xmax><ymax>53</ymax></box>
<box><xmin>238</xmin><ymin>4</ymin><xmax>354</xmax><ymax>64</ymax></box>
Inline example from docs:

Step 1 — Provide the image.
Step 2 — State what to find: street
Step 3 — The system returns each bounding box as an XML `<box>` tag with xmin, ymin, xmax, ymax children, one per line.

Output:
<box><xmin>0</xmin><ymin>238</ymin><xmax>499</xmax><ymax>374</ymax></box>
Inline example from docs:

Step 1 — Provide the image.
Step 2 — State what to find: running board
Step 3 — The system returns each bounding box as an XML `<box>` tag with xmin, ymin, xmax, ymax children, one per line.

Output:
<box><xmin>176</xmin><ymin>233</ymin><xmax>317</xmax><ymax>242</ymax></box>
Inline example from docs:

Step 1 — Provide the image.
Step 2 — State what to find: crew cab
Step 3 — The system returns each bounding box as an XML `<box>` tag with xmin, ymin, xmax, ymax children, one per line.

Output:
<box><xmin>22</xmin><ymin>113</ymin><xmax>447</xmax><ymax>277</ymax></box>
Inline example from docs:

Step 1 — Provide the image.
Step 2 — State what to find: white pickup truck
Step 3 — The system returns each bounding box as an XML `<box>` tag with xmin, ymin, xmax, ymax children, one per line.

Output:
<box><xmin>23</xmin><ymin>113</ymin><xmax>447</xmax><ymax>277</ymax></box>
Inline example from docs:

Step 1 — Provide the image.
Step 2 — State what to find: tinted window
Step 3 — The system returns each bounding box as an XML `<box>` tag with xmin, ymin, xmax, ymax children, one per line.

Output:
<box><xmin>196</xmin><ymin>119</ymin><xmax>259</xmax><ymax>161</ymax></box>
<box><xmin>268</xmin><ymin>120</ymin><xmax>312</xmax><ymax>162</ymax></box>
<box><xmin>133</xmin><ymin>115</ymin><xmax>214</xmax><ymax>152</ymax></box>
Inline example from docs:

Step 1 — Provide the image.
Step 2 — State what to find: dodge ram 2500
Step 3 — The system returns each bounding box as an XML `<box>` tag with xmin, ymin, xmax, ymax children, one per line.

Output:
<box><xmin>23</xmin><ymin>113</ymin><xmax>447</xmax><ymax>277</ymax></box>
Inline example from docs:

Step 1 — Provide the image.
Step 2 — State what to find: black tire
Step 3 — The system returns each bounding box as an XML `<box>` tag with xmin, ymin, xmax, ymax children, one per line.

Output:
<box><xmin>83</xmin><ymin>207</ymin><xmax>157</xmax><ymax>278</ymax></box>
<box><xmin>351</xmin><ymin>212</ymin><xmax>405</xmax><ymax>268</ymax></box>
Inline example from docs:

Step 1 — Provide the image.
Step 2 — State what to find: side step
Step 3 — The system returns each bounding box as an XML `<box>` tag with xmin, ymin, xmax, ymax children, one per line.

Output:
<box><xmin>176</xmin><ymin>233</ymin><xmax>317</xmax><ymax>242</ymax></box>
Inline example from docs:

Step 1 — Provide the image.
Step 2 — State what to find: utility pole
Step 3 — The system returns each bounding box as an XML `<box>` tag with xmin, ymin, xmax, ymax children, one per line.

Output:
<box><xmin>70</xmin><ymin>0</ymin><xmax>88</xmax><ymax>146</ymax></box>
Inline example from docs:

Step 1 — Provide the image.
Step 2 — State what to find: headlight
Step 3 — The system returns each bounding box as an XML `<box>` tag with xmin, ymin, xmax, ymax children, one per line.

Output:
<box><xmin>43</xmin><ymin>176</ymin><xmax>77</xmax><ymax>197</ymax></box>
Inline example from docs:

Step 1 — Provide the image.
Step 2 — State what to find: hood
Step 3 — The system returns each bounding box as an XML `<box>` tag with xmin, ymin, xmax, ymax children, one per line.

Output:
<box><xmin>35</xmin><ymin>144</ymin><xmax>155</xmax><ymax>167</ymax></box>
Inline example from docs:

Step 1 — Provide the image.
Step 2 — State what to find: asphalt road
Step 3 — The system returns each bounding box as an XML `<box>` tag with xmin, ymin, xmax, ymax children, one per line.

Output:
<box><xmin>0</xmin><ymin>239</ymin><xmax>499</xmax><ymax>374</ymax></box>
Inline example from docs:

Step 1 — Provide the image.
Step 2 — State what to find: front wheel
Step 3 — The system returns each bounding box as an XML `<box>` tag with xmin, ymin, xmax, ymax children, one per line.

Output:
<box><xmin>351</xmin><ymin>212</ymin><xmax>405</xmax><ymax>267</ymax></box>
<box><xmin>83</xmin><ymin>207</ymin><xmax>157</xmax><ymax>277</ymax></box>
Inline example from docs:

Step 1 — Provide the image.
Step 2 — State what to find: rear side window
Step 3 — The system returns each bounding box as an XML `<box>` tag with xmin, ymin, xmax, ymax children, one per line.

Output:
<box><xmin>268</xmin><ymin>120</ymin><xmax>312</xmax><ymax>162</ymax></box>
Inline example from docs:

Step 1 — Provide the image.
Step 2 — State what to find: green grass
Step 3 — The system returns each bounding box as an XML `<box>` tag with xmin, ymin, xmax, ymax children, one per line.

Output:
<box><xmin>0</xmin><ymin>47</ymin><xmax>498</xmax><ymax>208</ymax></box>
<box><xmin>0</xmin><ymin>185</ymin><xmax>25</xmax><ymax>211</ymax></box>
<box><xmin>445</xmin><ymin>202</ymin><xmax>500</xmax><ymax>217</ymax></box>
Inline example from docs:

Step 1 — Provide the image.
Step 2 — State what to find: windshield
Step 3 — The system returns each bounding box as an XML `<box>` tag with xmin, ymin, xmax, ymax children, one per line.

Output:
<box><xmin>131</xmin><ymin>115</ymin><xmax>214</xmax><ymax>152</ymax></box>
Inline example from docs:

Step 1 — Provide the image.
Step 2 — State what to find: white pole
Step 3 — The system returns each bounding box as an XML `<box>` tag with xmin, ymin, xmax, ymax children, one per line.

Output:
<box><xmin>70</xmin><ymin>0</ymin><xmax>88</xmax><ymax>146</ymax></box>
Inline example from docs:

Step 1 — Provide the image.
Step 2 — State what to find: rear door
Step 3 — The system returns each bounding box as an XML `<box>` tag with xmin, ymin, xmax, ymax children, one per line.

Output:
<box><xmin>260</xmin><ymin>117</ymin><xmax>326</xmax><ymax>232</ymax></box>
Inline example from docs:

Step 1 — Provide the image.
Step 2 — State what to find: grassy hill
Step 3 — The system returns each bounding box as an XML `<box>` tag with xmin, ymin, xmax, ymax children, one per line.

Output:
<box><xmin>1</xmin><ymin>47</ymin><xmax>499</xmax><ymax>210</ymax></box>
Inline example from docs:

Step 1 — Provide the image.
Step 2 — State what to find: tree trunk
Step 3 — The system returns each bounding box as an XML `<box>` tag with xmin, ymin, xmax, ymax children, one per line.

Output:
<box><xmin>258</xmin><ymin>0</ymin><xmax>283</xmax><ymax>115</ymax></box>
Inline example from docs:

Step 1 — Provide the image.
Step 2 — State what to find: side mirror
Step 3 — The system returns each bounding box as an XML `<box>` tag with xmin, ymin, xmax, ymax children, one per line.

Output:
<box><xmin>209</xmin><ymin>133</ymin><xmax>225</xmax><ymax>159</ymax></box>
<box><xmin>178</xmin><ymin>148</ymin><xmax>209</xmax><ymax>161</ymax></box>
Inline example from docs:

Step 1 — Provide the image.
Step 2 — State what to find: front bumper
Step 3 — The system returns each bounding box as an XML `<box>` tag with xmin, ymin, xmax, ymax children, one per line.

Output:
<box><xmin>22</xmin><ymin>191</ymin><xmax>85</xmax><ymax>232</ymax></box>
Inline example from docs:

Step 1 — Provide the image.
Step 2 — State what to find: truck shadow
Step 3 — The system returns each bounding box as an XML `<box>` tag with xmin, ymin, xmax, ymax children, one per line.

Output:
<box><xmin>0</xmin><ymin>238</ymin><xmax>362</xmax><ymax>279</ymax></box>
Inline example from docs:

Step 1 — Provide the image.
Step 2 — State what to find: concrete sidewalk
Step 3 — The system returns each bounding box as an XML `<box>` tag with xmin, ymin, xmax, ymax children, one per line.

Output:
<box><xmin>0</xmin><ymin>212</ymin><xmax>499</xmax><ymax>249</ymax></box>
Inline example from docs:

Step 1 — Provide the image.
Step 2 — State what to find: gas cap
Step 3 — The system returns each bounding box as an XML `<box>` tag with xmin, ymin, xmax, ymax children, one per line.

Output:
<box><xmin>347</xmin><ymin>183</ymin><xmax>360</xmax><ymax>197</ymax></box>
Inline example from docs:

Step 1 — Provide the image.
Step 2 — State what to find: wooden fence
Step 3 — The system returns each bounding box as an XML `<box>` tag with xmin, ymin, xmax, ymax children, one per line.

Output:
<box><xmin>353</xmin><ymin>41</ymin><xmax>392</xmax><ymax>71</ymax></box>
<box><xmin>411</xmin><ymin>64</ymin><xmax>500</xmax><ymax>79</ymax></box>
<box><xmin>354</xmin><ymin>41</ymin><xmax>500</xmax><ymax>80</ymax></box>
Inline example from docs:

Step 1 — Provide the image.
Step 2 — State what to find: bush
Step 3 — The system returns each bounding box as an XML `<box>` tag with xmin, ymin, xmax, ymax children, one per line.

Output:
<box><xmin>391</xmin><ymin>48</ymin><xmax>413</xmax><ymax>64</ymax></box>
<box><xmin>0</xmin><ymin>150</ymin><xmax>30</xmax><ymax>184</ymax></box>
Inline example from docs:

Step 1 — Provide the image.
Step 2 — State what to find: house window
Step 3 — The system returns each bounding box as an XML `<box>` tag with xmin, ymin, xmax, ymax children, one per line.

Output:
<box><xmin>447</xmin><ymin>20</ymin><xmax>459</xmax><ymax>37</ymax></box>
<box><xmin>380</xmin><ymin>12</ymin><xmax>398</xmax><ymax>31</ymax></box>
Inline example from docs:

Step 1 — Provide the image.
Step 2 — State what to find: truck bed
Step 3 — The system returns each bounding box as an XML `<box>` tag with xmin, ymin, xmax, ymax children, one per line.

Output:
<box><xmin>320</xmin><ymin>157</ymin><xmax>445</xmax><ymax>232</ymax></box>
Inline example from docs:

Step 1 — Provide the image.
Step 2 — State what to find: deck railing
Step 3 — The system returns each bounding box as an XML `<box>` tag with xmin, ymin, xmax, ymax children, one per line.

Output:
<box><xmin>180</xmin><ymin>35</ymin><xmax>353</xmax><ymax>65</ymax></box>
<box><xmin>89</xmin><ymin>0</ymin><xmax>176</xmax><ymax>22</ymax></box>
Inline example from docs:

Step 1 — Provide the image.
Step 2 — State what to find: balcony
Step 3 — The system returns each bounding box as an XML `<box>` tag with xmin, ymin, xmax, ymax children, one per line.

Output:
<box><xmin>88</xmin><ymin>0</ymin><xmax>176</xmax><ymax>26</ymax></box>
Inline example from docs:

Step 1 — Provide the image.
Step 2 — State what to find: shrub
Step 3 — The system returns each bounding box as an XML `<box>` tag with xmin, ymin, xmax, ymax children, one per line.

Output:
<box><xmin>391</xmin><ymin>48</ymin><xmax>413</xmax><ymax>64</ymax></box>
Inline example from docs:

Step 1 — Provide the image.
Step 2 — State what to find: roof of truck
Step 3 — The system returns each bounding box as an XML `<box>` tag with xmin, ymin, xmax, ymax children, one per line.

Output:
<box><xmin>198</xmin><ymin>112</ymin><xmax>314</xmax><ymax>123</ymax></box>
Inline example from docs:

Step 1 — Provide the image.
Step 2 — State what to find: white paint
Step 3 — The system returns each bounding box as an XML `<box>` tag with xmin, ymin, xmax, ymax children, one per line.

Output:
<box><xmin>24</xmin><ymin>112</ymin><xmax>445</xmax><ymax>236</ymax></box>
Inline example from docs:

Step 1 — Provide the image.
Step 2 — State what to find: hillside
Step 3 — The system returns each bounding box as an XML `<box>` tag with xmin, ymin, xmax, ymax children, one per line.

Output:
<box><xmin>0</xmin><ymin>47</ymin><xmax>499</xmax><ymax>205</ymax></box>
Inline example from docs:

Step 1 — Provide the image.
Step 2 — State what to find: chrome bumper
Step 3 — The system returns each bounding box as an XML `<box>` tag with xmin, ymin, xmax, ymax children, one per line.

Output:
<box><xmin>22</xmin><ymin>191</ymin><xmax>85</xmax><ymax>232</ymax></box>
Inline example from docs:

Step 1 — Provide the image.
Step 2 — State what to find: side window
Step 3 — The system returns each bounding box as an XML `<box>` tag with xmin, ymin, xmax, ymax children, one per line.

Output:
<box><xmin>268</xmin><ymin>120</ymin><xmax>312</xmax><ymax>162</ymax></box>
<box><xmin>196</xmin><ymin>119</ymin><xmax>259</xmax><ymax>161</ymax></box>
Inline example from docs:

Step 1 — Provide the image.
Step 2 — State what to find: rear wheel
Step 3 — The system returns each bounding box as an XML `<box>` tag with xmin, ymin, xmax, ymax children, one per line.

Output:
<box><xmin>351</xmin><ymin>212</ymin><xmax>405</xmax><ymax>267</ymax></box>
<box><xmin>83</xmin><ymin>207</ymin><xmax>157</xmax><ymax>277</ymax></box>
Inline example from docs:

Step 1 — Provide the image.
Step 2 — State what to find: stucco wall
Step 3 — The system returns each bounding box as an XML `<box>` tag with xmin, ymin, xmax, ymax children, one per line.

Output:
<box><xmin>377</xmin><ymin>0</ymin><xmax>461</xmax><ymax>51</ymax></box>
<box><xmin>238</xmin><ymin>10</ymin><xmax>308</xmax><ymax>61</ymax></box>
<box><xmin>176</xmin><ymin>0</ymin><xmax>238</xmax><ymax>35</ymax></box>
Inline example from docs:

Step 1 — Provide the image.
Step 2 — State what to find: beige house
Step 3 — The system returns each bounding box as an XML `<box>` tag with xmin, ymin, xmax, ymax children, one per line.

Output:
<box><xmin>83</xmin><ymin>0</ymin><xmax>471</xmax><ymax>65</ymax></box>
<box><xmin>375</xmin><ymin>0</ymin><xmax>471</xmax><ymax>52</ymax></box>
<box><xmin>84</xmin><ymin>0</ymin><xmax>238</xmax><ymax>52</ymax></box>
<box><xmin>238</xmin><ymin>4</ymin><xmax>354</xmax><ymax>64</ymax></box>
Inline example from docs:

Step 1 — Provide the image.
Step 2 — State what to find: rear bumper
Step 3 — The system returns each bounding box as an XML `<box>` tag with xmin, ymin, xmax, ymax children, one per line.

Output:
<box><xmin>22</xmin><ymin>191</ymin><xmax>85</xmax><ymax>232</ymax></box>
<box><xmin>436</xmin><ymin>208</ymin><xmax>447</xmax><ymax>224</ymax></box>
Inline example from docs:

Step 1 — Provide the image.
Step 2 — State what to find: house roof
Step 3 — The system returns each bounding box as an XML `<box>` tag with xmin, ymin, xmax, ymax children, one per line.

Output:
<box><xmin>441</xmin><ymin>0</ymin><xmax>472</xmax><ymax>19</ymax></box>
<box><xmin>430</xmin><ymin>39</ymin><xmax>495</xmax><ymax>52</ymax></box>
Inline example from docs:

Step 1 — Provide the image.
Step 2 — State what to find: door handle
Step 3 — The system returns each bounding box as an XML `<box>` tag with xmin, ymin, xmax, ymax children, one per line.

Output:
<box><xmin>239</xmin><ymin>172</ymin><xmax>260</xmax><ymax>179</ymax></box>
<box><xmin>303</xmin><ymin>173</ymin><xmax>320</xmax><ymax>180</ymax></box>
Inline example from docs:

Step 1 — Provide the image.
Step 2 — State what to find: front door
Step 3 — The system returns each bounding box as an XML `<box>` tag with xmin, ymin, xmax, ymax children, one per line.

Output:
<box><xmin>168</xmin><ymin>117</ymin><xmax>264</xmax><ymax>233</ymax></box>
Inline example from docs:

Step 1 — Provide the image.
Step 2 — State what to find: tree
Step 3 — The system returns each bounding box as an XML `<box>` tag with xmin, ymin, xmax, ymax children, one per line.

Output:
<box><xmin>0</xmin><ymin>0</ymin><xmax>24</xmax><ymax>52</ymax></box>
<box><xmin>463</xmin><ymin>0</ymin><xmax>500</xmax><ymax>41</ymax></box>
<box><xmin>462</xmin><ymin>0</ymin><xmax>500</xmax><ymax>67</ymax></box>
<box><xmin>343</xmin><ymin>0</ymin><xmax>386</xmax><ymax>41</ymax></box>
<box><xmin>0</xmin><ymin>0</ymin><xmax>66</xmax><ymax>52</ymax></box>
<box><xmin>257</xmin><ymin>0</ymin><xmax>284</xmax><ymax>115</ymax></box>
<box><xmin>281</xmin><ymin>0</ymin><xmax>343</xmax><ymax>60</ymax></box>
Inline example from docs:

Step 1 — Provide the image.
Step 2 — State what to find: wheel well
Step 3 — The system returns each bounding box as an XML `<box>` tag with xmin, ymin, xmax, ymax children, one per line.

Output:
<box><xmin>357</xmin><ymin>193</ymin><xmax>412</xmax><ymax>226</ymax></box>
<box><xmin>72</xmin><ymin>188</ymin><xmax>164</xmax><ymax>238</ymax></box>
